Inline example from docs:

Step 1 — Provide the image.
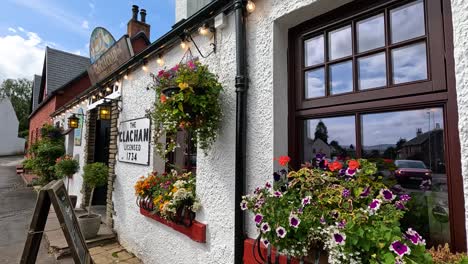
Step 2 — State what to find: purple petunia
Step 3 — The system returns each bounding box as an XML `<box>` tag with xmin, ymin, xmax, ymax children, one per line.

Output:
<box><xmin>380</xmin><ymin>189</ymin><xmax>396</xmax><ymax>202</ymax></box>
<box><xmin>260</xmin><ymin>222</ymin><xmax>270</xmax><ymax>233</ymax></box>
<box><xmin>320</xmin><ymin>216</ymin><xmax>326</xmax><ymax>225</ymax></box>
<box><xmin>338</xmin><ymin>168</ymin><xmax>346</xmax><ymax>177</ymax></box>
<box><xmin>273</xmin><ymin>191</ymin><xmax>283</xmax><ymax>198</ymax></box>
<box><xmin>346</xmin><ymin>168</ymin><xmax>356</xmax><ymax>177</ymax></box>
<box><xmin>330</xmin><ymin>210</ymin><xmax>340</xmax><ymax>219</ymax></box>
<box><xmin>297</xmin><ymin>207</ymin><xmax>304</xmax><ymax>214</ymax></box>
<box><xmin>333</xmin><ymin>231</ymin><xmax>346</xmax><ymax>246</ymax></box>
<box><xmin>302</xmin><ymin>196</ymin><xmax>312</xmax><ymax>206</ymax></box>
<box><xmin>400</xmin><ymin>194</ymin><xmax>411</xmax><ymax>202</ymax></box>
<box><xmin>240</xmin><ymin>200</ymin><xmax>248</xmax><ymax>211</ymax></box>
<box><xmin>395</xmin><ymin>201</ymin><xmax>406</xmax><ymax>210</ymax></box>
<box><xmin>405</xmin><ymin>228</ymin><xmax>426</xmax><ymax>246</ymax></box>
<box><xmin>265</xmin><ymin>182</ymin><xmax>272</xmax><ymax>189</ymax></box>
<box><xmin>262</xmin><ymin>239</ymin><xmax>270</xmax><ymax>247</ymax></box>
<box><xmin>342</xmin><ymin>189</ymin><xmax>351</xmax><ymax>198</ymax></box>
<box><xmin>276</xmin><ymin>226</ymin><xmax>287</xmax><ymax>238</ymax></box>
<box><xmin>273</xmin><ymin>172</ymin><xmax>281</xmax><ymax>182</ymax></box>
<box><xmin>389</xmin><ymin>240</ymin><xmax>411</xmax><ymax>257</ymax></box>
<box><xmin>368</xmin><ymin>199</ymin><xmax>381</xmax><ymax>214</ymax></box>
<box><xmin>255</xmin><ymin>198</ymin><xmax>265</xmax><ymax>209</ymax></box>
<box><xmin>254</xmin><ymin>214</ymin><xmax>263</xmax><ymax>224</ymax></box>
<box><xmin>337</xmin><ymin>220</ymin><xmax>346</xmax><ymax>229</ymax></box>
<box><xmin>254</xmin><ymin>187</ymin><xmax>261</xmax><ymax>195</ymax></box>
<box><xmin>360</xmin><ymin>186</ymin><xmax>371</xmax><ymax>198</ymax></box>
<box><xmin>289</xmin><ymin>214</ymin><xmax>301</xmax><ymax>228</ymax></box>
<box><xmin>394</xmin><ymin>256</ymin><xmax>404</xmax><ymax>264</ymax></box>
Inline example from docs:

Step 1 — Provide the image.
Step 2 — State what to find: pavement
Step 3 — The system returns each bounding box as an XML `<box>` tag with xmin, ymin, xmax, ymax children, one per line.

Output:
<box><xmin>0</xmin><ymin>155</ymin><xmax>55</xmax><ymax>263</ymax></box>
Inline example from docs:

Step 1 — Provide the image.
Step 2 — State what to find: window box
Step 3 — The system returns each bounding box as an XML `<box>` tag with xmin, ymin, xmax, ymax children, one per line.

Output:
<box><xmin>140</xmin><ymin>208</ymin><xmax>206</xmax><ymax>243</ymax></box>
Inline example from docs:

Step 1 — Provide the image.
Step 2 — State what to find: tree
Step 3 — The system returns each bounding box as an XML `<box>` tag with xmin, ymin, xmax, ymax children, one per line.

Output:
<box><xmin>314</xmin><ymin>120</ymin><xmax>329</xmax><ymax>144</ymax></box>
<box><xmin>0</xmin><ymin>78</ymin><xmax>32</xmax><ymax>138</ymax></box>
<box><xmin>396</xmin><ymin>138</ymin><xmax>407</xmax><ymax>150</ymax></box>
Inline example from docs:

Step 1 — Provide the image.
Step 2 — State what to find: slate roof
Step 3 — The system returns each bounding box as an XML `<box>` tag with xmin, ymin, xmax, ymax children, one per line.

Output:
<box><xmin>31</xmin><ymin>74</ymin><xmax>42</xmax><ymax>111</ymax></box>
<box><xmin>42</xmin><ymin>47</ymin><xmax>90</xmax><ymax>98</ymax></box>
<box><xmin>403</xmin><ymin>129</ymin><xmax>443</xmax><ymax>146</ymax></box>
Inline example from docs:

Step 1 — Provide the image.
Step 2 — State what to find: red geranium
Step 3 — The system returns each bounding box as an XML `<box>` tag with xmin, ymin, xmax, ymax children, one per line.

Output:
<box><xmin>348</xmin><ymin>160</ymin><xmax>360</xmax><ymax>170</ymax></box>
<box><xmin>277</xmin><ymin>156</ymin><xmax>291</xmax><ymax>167</ymax></box>
<box><xmin>160</xmin><ymin>94</ymin><xmax>167</xmax><ymax>103</ymax></box>
<box><xmin>328</xmin><ymin>161</ymin><xmax>343</xmax><ymax>172</ymax></box>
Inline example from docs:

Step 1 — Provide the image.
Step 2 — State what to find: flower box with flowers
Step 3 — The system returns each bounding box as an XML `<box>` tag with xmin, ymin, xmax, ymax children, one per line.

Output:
<box><xmin>134</xmin><ymin>171</ymin><xmax>206</xmax><ymax>243</ymax></box>
<box><xmin>242</xmin><ymin>155</ymin><xmax>433</xmax><ymax>264</ymax></box>
<box><xmin>149</xmin><ymin>60</ymin><xmax>223</xmax><ymax>158</ymax></box>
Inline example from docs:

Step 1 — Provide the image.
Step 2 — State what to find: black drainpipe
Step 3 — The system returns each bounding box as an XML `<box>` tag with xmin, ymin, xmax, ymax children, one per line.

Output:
<box><xmin>234</xmin><ymin>0</ymin><xmax>247</xmax><ymax>263</ymax></box>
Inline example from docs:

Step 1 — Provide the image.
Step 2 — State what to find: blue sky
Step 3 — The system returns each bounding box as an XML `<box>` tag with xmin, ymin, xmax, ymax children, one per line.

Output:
<box><xmin>0</xmin><ymin>0</ymin><xmax>175</xmax><ymax>81</ymax></box>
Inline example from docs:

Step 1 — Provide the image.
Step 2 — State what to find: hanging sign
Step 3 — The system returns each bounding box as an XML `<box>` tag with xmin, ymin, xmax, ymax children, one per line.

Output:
<box><xmin>118</xmin><ymin>117</ymin><xmax>151</xmax><ymax>165</ymax></box>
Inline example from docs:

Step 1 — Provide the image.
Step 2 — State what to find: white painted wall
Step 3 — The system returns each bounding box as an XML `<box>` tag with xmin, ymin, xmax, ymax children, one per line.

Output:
<box><xmin>0</xmin><ymin>98</ymin><xmax>25</xmax><ymax>156</ymax></box>
<box><xmin>450</xmin><ymin>0</ymin><xmax>468</xmax><ymax>250</ymax></box>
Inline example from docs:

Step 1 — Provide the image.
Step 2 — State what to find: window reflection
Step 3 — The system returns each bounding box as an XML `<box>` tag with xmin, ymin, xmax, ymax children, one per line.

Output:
<box><xmin>361</xmin><ymin>108</ymin><xmax>449</xmax><ymax>246</ymax></box>
<box><xmin>328</xmin><ymin>26</ymin><xmax>352</xmax><ymax>60</ymax></box>
<box><xmin>358</xmin><ymin>52</ymin><xmax>387</xmax><ymax>90</ymax></box>
<box><xmin>357</xmin><ymin>14</ymin><xmax>385</xmax><ymax>52</ymax></box>
<box><xmin>305</xmin><ymin>35</ymin><xmax>324</xmax><ymax>67</ymax></box>
<box><xmin>330</xmin><ymin>60</ymin><xmax>353</xmax><ymax>95</ymax></box>
<box><xmin>303</xmin><ymin>116</ymin><xmax>356</xmax><ymax>163</ymax></box>
<box><xmin>392</xmin><ymin>42</ymin><xmax>428</xmax><ymax>84</ymax></box>
<box><xmin>305</xmin><ymin>68</ymin><xmax>325</xmax><ymax>98</ymax></box>
<box><xmin>391</xmin><ymin>0</ymin><xmax>425</xmax><ymax>43</ymax></box>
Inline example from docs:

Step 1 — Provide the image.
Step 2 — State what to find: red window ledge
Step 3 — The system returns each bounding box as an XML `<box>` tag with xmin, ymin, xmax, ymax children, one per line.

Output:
<box><xmin>140</xmin><ymin>208</ymin><xmax>206</xmax><ymax>243</ymax></box>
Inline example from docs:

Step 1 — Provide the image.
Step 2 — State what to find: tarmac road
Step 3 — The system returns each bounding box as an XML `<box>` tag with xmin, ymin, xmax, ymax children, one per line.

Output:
<box><xmin>0</xmin><ymin>155</ymin><xmax>55</xmax><ymax>263</ymax></box>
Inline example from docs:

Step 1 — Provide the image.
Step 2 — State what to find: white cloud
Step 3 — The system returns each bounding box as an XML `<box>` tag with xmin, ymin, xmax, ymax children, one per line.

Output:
<box><xmin>17</xmin><ymin>26</ymin><xmax>24</xmax><ymax>32</ymax></box>
<box><xmin>81</xmin><ymin>20</ymin><xmax>89</xmax><ymax>29</ymax></box>
<box><xmin>0</xmin><ymin>30</ymin><xmax>44</xmax><ymax>82</ymax></box>
<box><xmin>7</xmin><ymin>27</ymin><xmax>16</xmax><ymax>33</ymax></box>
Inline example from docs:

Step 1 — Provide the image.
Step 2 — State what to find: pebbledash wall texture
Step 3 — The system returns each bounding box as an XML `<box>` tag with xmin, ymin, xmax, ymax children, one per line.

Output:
<box><xmin>451</xmin><ymin>0</ymin><xmax>468</xmax><ymax>250</ymax></box>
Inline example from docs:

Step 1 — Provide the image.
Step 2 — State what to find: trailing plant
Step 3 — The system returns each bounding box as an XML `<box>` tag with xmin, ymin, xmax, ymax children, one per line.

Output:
<box><xmin>150</xmin><ymin>60</ymin><xmax>223</xmax><ymax>157</ymax></box>
<box><xmin>24</xmin><ymin>124</ymin><xmax>65</xmax><ymax>184</ymax></box>
<box><xmin>55</xmin><ymin>155</ymin><xmax>80</xmax><ymax>191</ymax></box>
<box><xmin>83</xmin><ymin>162</ymin><xmax>108</xmax><ymax>217</ymax></box>
<box><xmin>242</xmin><ymin>155</ymin><xmax>432</xmax><ymax>264</ymax></box>
<box><xmin>134</xmin><ymin>170</ymin><xmax>201</xmax><ymax>222</ymax></box>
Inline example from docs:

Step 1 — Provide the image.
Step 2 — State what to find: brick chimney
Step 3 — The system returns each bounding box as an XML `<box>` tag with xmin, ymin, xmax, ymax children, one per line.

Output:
<box><xmin>127</xmin><ymin>5</ymin><xmax>151</xmax><ymax>40</ymax></box>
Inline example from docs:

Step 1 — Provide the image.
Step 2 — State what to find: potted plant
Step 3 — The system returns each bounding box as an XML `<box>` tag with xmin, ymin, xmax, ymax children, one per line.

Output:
<box><xmin>134</xmin><ymin>170</ymin><xmax>201</xmax><ymax>226</ymax></box>
<box><xmin>242</xmin><ymin>155</ymin><xmax>433</xmax><ymax>263</ymax></box>
<box><xmin>150</xmin><ymin>60</ymin><xmax>223</xmax><ymax>157</ymax></box>
<box><xmin>55</xmin><ymin>155</ymin><xmax>80</xmax><ymax>208</ymax></box>
<box><xmin>78</xmin><ymin>162</ymin><xmax>108</xmax><ymax>239</ymax></box>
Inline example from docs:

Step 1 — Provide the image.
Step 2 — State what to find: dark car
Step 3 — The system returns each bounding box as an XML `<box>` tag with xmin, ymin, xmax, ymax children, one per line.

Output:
<box><xmin>394</xmin><ymin>160</ymin><xmax>432</xmax><ymax>184</ymax></box>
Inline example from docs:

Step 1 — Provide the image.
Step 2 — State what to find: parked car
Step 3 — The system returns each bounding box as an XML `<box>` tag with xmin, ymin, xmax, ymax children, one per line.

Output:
<box><xmin>394</xmin><ymin>160</ymin><xmax>432</xmax><ymax>185</ymax></box>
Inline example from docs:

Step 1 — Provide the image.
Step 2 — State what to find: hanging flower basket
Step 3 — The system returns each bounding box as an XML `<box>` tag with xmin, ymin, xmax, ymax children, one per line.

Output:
<box><xmin>150</xmin><ymin>60</ymin><xmax>223</xmax><ymax>157</ymax></box>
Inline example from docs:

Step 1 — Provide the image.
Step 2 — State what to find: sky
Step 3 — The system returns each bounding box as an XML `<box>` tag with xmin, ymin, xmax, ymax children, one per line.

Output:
<box><xmin>0</xmin><ymin>0</ymin><xmax>176</xmax><ymax>82</ymax></box>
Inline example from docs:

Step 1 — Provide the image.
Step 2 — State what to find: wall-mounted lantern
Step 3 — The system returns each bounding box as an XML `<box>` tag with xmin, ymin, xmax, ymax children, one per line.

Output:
<box><xmin>68</xmin><ymin>114</ymin><xmax>80</xmax><ymax>129</ymax></box>
<box><xmin>98</xmin><ymin>101</ymin><xmax>112</xmax><ymax>120</ymax></box>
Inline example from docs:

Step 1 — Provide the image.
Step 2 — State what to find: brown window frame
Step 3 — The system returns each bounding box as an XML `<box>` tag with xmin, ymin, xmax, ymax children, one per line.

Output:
<box><xmin>288</xmin><ymin>0</ymin><xmax>466</xmax><ymax>252</ymax></box>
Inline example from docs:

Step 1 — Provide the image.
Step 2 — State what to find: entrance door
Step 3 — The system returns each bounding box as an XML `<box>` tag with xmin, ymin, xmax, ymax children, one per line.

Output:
<box><xmin>92</xmin><ymin>119</ymin><xmax>110</xmax><ymax>205</ymax></box>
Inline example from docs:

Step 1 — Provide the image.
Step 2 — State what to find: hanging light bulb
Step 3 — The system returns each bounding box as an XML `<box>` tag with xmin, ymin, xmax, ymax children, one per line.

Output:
<box><xmin>106</xmin><ymin>86</ymin><xmax>112</xmax><ymax>93</ymax></box>
<box><xmin>142</xmin><ymin>59</ymin><xmax>148</xmax><ymax>72</ymax></box>
<box><xmin>180</xmin><ymin>40</ymin><xmax>188</xmax><ymax>50</ymax></box>
<box><xmin>198</xmin><ymin>24</ymin><xmax>209</xmax><ymax>36</ymax></box>
<box><xmin>156</xmin><ymin>55</ymin><xmax>164</xmax><ymax>67</ymax></box>
<box><xmin>124</xmin><ymin>74</ymin><xmax>129</xmax><ymax>80</ymax></box>
<box><xmin>98</xmin><ymin>91</ymin><xmax>104</xmax><ymax>97</ymax></box>
<box><xmin>115</xmin><ymin>80</ymin><xmax>120</xmax><ymax>86</ymax></box>
<box><xmin>246</xmin><ymin>0</ymin><xmax>256</xmax><ymax>13</ymax></box>
<box><xmin>92</xmin><ymin>94</ymin><xmax>97</xmax><ymax>100</ymax></box>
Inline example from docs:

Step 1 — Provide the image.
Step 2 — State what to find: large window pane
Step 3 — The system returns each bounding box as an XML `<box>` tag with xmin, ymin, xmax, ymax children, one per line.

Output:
<box><xmin>361</xmin><ymin>108</ymin><xmax>449</xmax><ymax>247</ymax></box>
<box><xmin>303</xmin><ymin>116</ymin><xmax>356</xmax><ymax>162</ymax></box>
<box><xmin>391</xmin><ymin>0</ymin><xmax>425</xmax><ymax>43</ymax></box>
<box><xmin>330</xmin><ymin>60</ymin><xmax>353</xmax><ymax>95</ymax></box>
<box><xmin>329</xmin><ymin>26</ymin><xmax>352</xmax><ymax>60</ymax></box>
<box><xmin>358</xmin><ymin>52</ymin><xmax>387</xmax><ymax>90</ymax></box>
<box><xmin>305</xmin><ymin>35</ymin><xmax>325</xmax><ymax>67</ymax></box>
<box><xmin>305</xmin><ymin>68</ymin><xmax>325</xmax><ymax>98</ymax></box>
<box><xmin>392</xmin><ymin>42</ymin><xmax>428</xmax><ymax>84</ymax></box>
<box><xmin>357</xmin><ymin>14</ymin><xmax>385</xmax><ymax>52</ymax></box>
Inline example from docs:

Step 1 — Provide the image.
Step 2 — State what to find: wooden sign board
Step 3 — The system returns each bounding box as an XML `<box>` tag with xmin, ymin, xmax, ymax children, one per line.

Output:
<box><xmin>21</xmin><ymin>180</ymin><xmax>92</xmax><ymax>264</ymax></box>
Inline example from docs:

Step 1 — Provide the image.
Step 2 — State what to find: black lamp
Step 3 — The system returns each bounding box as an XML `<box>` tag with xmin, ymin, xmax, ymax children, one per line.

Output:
<box><xmin>68</xmin><ymin>114</ymin><xmax>80</xmax><ymax>129</ymax></box>
<box><xmin>98</xmin><ymin>101</ymin><xmax>112</xmax><ymax>120</ymax></box>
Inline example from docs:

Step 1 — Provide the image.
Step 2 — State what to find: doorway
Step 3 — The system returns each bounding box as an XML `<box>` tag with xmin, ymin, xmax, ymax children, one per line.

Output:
<box><xmin>92</xmin><ymin>118</ymin><xmax>110</xmax><ymax>205</ymax></box>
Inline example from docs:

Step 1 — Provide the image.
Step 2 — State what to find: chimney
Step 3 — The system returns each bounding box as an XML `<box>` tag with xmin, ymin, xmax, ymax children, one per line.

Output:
<box><xmin>416</xmin><ymin>128</ymin><xmax>422</xmax><ymax>137</ymax></box>
<box><xmin>127</xmin><ymin>5</ymin><xmax>151</xmax><ymax>40</ymax></box>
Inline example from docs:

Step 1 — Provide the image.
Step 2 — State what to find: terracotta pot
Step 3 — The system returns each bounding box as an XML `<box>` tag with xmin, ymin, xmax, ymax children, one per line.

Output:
<box><xmin>77</xmin><ymin>214</ymin><xmax>101</xmax><ymax>240</ymax></box>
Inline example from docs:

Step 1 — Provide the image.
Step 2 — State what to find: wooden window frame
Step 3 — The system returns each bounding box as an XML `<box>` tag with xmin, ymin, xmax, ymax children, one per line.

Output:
<box><xmin>288</xmin><ymin>0</ymin><xmax>466</xmax><ymax>251</ymax></box>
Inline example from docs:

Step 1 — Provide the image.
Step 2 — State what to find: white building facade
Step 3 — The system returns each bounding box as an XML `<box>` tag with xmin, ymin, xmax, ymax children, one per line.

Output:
<box><xmin>52</xmin><ymin>0</ymin><xmax>468</xmax><ymax>263</ymax></box>
<box><xmin>0</xmin><ymin>98</ymin><xmax>25</xmax><ymax>156</ymax></box>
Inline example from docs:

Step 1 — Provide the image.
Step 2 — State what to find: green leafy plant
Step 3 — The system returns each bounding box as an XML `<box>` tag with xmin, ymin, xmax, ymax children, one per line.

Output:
<box><xmin>55</xmin><ymin>155</ymin><xmax>80</xmax><ymax>190</ymax></box>
<box><xmin>83</xmin><ymin>162</ymin><xmax>108</xmax><ymax>216</ymax></box>
<box><xmin>242</xmin><ymin>155</ymin><xmax>432</xmax><ymax>264</ymax></box>
<box><xmin>150</xmin><ymin>60</ymin><xmax>223</xmax><ymax>157</ymax></box>
<box><xmin>24</xmin><ymin>124</ymin><xmax>65</xmax><ymax>184</ymax></box>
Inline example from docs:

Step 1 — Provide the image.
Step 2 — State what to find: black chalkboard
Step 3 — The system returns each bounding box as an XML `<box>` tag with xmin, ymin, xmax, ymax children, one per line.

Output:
<box><xmin>20</xmin><ymin>180</ymin><xmax>92</xmax><ymax>264</ymax></box>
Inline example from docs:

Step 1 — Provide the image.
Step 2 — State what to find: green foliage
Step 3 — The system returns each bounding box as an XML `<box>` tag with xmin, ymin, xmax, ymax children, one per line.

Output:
<box><xmin>0</xmin><ymin>78</ymin><xmax>32</xmax><ymax>137</ymax></box>
<box><xmin>243</xmin><ymin>157</ymin><xmax>432</xmax><ymax>263</ymax></box>
<box><xmin>55</xmin><ymin>155</ymin><xmax>79</xmax><ymax>178</ymax></box>
<box><xmin>150</xmin><ymin>60</ymin><xmax>223</xmax><ymax>158</ymax></box>
<box><xmin>83</xmin><ymin>162</ymin><xmax>108</xmax><ymax>188</ymax></box>
<box><xmin>23</xmin><ymin>124</ymin><xmax>65</xmax><ymax>184</ymax></box>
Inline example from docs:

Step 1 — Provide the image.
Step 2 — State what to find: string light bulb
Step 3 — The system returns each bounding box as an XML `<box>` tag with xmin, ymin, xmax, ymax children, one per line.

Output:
<box><xmin>180</xmin><ymin>40</ymin><xmax>188</xmax><ymax>50</ymax></box>
<box><xmin>124</xmin><ymin>73</ymin><xmax>129</xmax><ymax>80</ymax></box>
<box><xmin>92</xmin><ymin>94</ymin><xmax>97</xmax><ymax>100</ymax></box>
<box><xmin>198</xmin><ymin>24</ymin><xmax>209</xmax><ymax>36</ymax></box>
<box><xmin>156</xmin><ymin>55</ymin><xmax>164</xmax><ymax>66</ymax></box>
<box><xmin>115</xmin><ymin>80</ymin><xmax>120</xmax><ymax>86</ymax></box>
<box><xmin>246</xmin><ymin>0</ymin><xmax>256</xmax><ymax>13</ymax></box>
<box><xmin>142</xmin><ymin>59</ymin><xmax>148</xmax><ymax>72</ymax></box>
<box><xmin>98</xmin><ymin>91</ymin><xmax>104</xmax><ymax>97</ymax></box>
<box><xmin>106</xmin><ymin>86</ymin><xmax>112</xmax><ymax>93</ymax></box>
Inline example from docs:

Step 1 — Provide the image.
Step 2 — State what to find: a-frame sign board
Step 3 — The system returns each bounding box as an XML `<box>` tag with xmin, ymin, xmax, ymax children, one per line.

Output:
<box><xmin>20</xmin><ymin>180</ymin><xmax>93</xmax><ymax>264</ymax></box>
